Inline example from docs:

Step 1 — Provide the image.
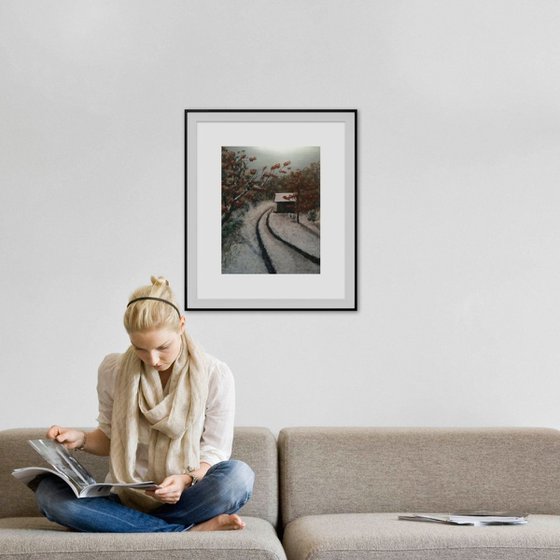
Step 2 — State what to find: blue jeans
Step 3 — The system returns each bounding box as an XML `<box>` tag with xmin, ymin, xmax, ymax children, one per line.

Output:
<box><xmin>35</xmin><ymin>460</ymin><xmax>255</xmax><ymax>533</ymax></box>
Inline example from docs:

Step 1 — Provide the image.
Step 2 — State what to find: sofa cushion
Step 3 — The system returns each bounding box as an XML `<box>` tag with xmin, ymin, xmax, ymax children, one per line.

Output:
<box><xmin>283</xmin><ymin>513</ymin><xmax>560</xmax><ymax>560</ymax></box>
<box><xmin>279</xmin><ymin>427</ymin><xmax>560</xmax><ymax>526</ymax></box>
<box><xmin>0</xmin><ymin>426</ymin><xmax>279</xmax><ymax>527</ymax></box>
<box><xmin>0</xmin><ymin>516</ymin><xmax>286</xmax><ymax>560</ymax></box>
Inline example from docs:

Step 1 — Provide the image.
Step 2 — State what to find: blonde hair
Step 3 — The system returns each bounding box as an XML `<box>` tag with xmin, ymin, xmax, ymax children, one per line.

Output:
<box><xmin>123</xmin><ymin>276</ymin><xmax>181</xmax><ymax>333</ymax></box>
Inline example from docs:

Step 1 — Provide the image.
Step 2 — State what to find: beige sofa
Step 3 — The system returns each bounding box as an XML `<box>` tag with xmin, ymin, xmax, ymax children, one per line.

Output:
<box><xmin>3</xmin><ymin>427</ymin><xmax>560</xmax><ymax>560</ymax></box>
<box><xmin>279</xmin><ymin>427</ymin><xmax>560</xmax><ymax>560</ymax></box>
<box><xmin>0</xmin><ymin>427</ymin><xmax>286</xmax><ymax>560</ymax></box>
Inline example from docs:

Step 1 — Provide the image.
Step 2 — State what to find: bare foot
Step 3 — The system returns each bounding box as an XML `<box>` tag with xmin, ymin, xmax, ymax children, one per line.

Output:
<box><xmin>191</xmin><ymin>514</ymin><xmax>246</xmax><ymax>532</ymax></box>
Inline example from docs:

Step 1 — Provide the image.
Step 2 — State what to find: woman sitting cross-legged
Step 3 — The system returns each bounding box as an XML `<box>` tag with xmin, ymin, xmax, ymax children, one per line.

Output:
<box><xmin>34</xmin><ymin>275</ymin><xmax>254</xmax><ymax>533</ymax></box>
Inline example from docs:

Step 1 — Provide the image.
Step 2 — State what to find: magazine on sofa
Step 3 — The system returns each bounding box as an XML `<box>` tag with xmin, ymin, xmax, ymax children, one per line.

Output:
<box><xmin>12</xmin><ymin>439</ymin><xmax>159</xmax><ymax>498</ymax></box>
<box><xmin>398</xmin><ymin>512</ymin><xmax>529</xmax><ymax>526</ymax></box>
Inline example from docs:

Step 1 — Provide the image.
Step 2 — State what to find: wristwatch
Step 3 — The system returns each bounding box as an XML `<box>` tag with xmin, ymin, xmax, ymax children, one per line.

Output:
<box><xmin>190</xmin><ymin>475</ymin><xmax>199</xmax><ymax>486</ymax></box>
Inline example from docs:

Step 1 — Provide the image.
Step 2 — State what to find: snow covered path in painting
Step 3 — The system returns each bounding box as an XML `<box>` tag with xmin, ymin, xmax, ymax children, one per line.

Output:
<box><xmin>268</xmin><ymin>212</ymin><xmax>320</xmax><ymax>260</ymax></box>
<box><xmin>222</xmin><ymin>201</ymin><xmax>273</xmax><ymax>274</ymax></box>
<box><xmin>222</xmin><ymin>201</ymin><xmax>320</xmax><ymax>274</ymax></box>
<box><xmin>259</xmin><ymin>208</ymin><xmax>319</xmax><ymax>274</ymax></box>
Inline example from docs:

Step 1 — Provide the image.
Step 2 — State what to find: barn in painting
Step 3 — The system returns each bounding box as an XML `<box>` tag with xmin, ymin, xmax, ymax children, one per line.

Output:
<box><xmin>274</xmin><ymin>193</ymin><xmax>297</xmax><ymax>213</ymax></box>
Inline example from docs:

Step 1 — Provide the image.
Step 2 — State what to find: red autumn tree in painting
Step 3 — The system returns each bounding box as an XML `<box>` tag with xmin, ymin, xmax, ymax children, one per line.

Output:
<box><xmin>221</xmin><ymin>147</ymin><xmax>286</xmax><ymax>226</ymax></box>
<box><xmin>278</xmin><ymin>161</ymin><xmax>320</xmax><ymax>223</ymax></box>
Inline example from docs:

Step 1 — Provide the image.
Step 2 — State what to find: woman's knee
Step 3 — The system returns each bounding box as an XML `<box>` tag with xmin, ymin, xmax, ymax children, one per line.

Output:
<box><xmin>230</xmin><ymin>459</ymin><xmax>255</xmax><ymax>494</ymax></box>
<box><xmin>35</xmin><ymin>475</ymin><xmax>80</xmax><ymax>523</ymax></box>
<box><xmin>212</xmin><ymin>459</ymin><xmax>254</xmax><ymax>486</ymax></box>
<box><xmin>212</xmin><ymin>459</ymin><xmax>255</xmax><ymax>505</ymax></box>
<box><xmin>36</xmin><ymin>475</ymin><xmax>64</xmax><ymax>508</ymax></box>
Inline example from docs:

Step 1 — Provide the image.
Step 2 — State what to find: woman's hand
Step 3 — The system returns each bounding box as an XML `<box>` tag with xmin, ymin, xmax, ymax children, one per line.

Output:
<box><xmin>146</xmin><ymin>463</ymin><xmax>211</xmax><ymax>503</ymax></box>
<box><xmin>47</xmin><ymin>425</ymin><xmax>86</xmax><ymax>450</ymax></box>
<box><xmin>146</xmin><ymin>474</ymin><xmax>192</xmax><ymax>504</ymax></box>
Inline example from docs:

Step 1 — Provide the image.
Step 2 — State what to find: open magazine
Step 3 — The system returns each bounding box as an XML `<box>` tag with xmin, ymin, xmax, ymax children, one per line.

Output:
<box><xmin>12</xmin><ymin>439</ymin><xmax>159</xmax><ymax>498</ymax></box>
<box><xmin>398</xmin><ymin>512</ymin><xmax>528</xmax><ymax>526</ymax></box>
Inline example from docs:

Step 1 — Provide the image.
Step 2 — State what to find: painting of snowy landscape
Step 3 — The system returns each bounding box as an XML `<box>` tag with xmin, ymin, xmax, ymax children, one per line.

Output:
<box><xmin>222</xmin><ymin>146</ymin><xmax>320</xmax><ymax>274</ymax></box>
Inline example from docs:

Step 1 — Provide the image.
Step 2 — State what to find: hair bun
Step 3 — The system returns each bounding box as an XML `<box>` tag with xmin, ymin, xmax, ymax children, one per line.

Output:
<box><xmin>150</xmin><ymin>275</ymin><xmax>170</xmax><ymax>287</ymax></box>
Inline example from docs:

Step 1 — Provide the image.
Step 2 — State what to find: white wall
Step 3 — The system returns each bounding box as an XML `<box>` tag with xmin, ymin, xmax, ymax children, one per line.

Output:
<box><xmin>2</xmin><ymin>0</ymin><xmax>560</xmax><ymax>433</ymax></box>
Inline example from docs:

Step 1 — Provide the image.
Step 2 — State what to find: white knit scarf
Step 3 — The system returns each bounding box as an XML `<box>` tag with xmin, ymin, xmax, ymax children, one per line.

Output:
<box><xmin>109</xmin><ymin>333</ymin><xmax>209</xmax><ymax>511</ymax></box>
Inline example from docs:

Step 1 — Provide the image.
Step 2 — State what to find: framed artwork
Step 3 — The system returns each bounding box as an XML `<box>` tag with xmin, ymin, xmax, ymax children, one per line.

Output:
<box><xmin>185</xmin><ymin>109</ymin><xmax>357</xmax><ymax>310</ymax></box>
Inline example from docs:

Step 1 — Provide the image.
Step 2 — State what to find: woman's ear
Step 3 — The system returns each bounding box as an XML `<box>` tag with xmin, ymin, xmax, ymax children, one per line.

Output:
<box><xmin>179</xmin><ymin>315</ymin><xmax>186</xmax><ymax>333</ymax></box>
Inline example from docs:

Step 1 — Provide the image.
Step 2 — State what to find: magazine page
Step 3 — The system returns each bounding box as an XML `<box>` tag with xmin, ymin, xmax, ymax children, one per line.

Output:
<box><xmin>398</xmin><ymin>513</ymin><xmax>528</xmax><ymax>526</ymax></box>
<box><xmin>448</xmin><ymin>513</ymin><xmax>528</xmax><ymax>525</ymax></box>
<box><xmin>77</xmin><ymin>481</ymin><xmax>160</xmax><ymax>498</ymax></box>
<box><xmin>398</xmin><ymin>515</ymin><xmax>450</xmax><ymax>524</ymax></box>
<box><xmin>12</xmin><ymin>466</ymin><xmax>83</xmax><ymax>497</ymax></box>
<box><xmin>13</xmin><ymin>439</ymin><xmax>160</xmax><ymax>499</ymax></box>
<box><xmin>12</xmin><ymin>467</ymin><xmax>160</xmax><ymax>498</ymax></box>
<box><xmin>28</xmin><ymin>439</ymin><xmax>96</xmax><ymax>491</ymax></box>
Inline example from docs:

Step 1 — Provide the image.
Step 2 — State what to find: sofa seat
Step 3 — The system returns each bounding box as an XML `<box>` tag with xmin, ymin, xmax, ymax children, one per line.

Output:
<box><xmin>0</xmin><ymin>516</ymin><xmax>286</xmax><ymax>560</ymax></box>
<box><xmin>283</xmin><ymin>513</ymin><xmax>560</xmax><ymax>560</ymax></box>
<box><xmin>1</xmin><ymin>427</ymin><xmax>286</xmax><ymax>560</ymax></box>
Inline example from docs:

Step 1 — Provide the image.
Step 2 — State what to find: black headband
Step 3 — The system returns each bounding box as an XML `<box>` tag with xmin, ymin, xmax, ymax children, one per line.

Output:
<box><xmin>126</xmin><ymin>297</ymin><xmax>181</xmax><ymax>318</ymax></box>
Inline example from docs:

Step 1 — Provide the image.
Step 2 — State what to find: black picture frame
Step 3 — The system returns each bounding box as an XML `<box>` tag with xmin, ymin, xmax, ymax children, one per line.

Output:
<box><xmin>185</xmin><ymin>109</ymin><xmax>357</xmax><ymax>310</ymax></box>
